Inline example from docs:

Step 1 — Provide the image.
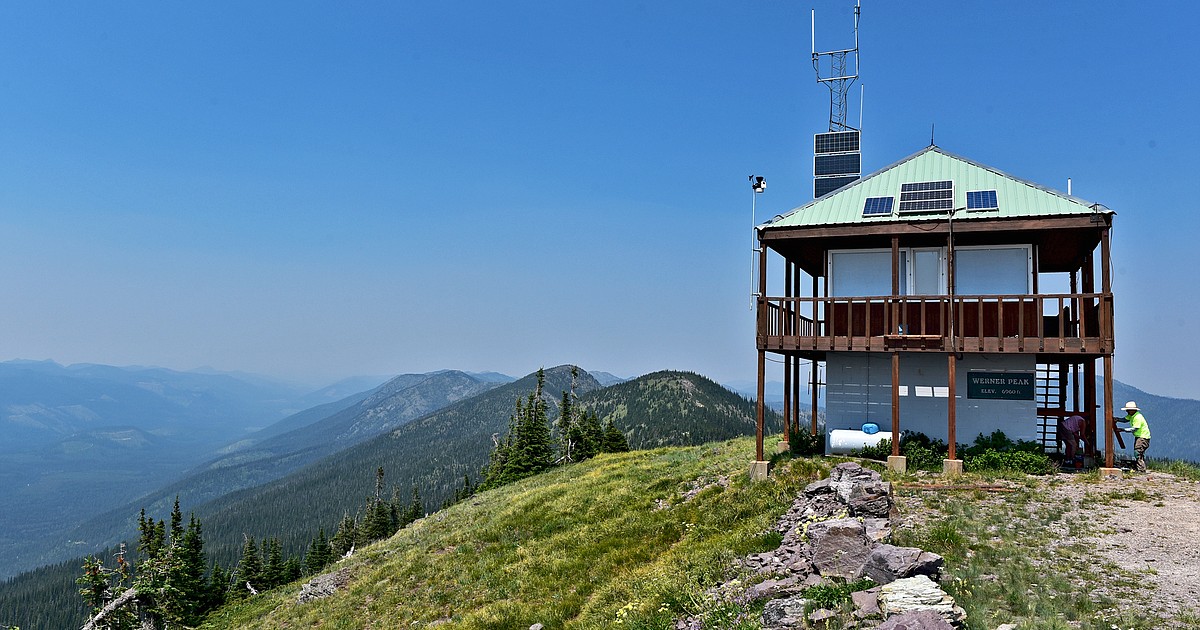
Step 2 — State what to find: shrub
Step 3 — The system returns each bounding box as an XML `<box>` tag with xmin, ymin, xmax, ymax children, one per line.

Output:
<box><xmin>801</xmin><ymin>578</ymin><xmax>875</xmax><ymax>613</ymax></box>
<box><xmin>965</xmin><ymin>449</ymin><xmax>1057</xmax><ymax>475</ymax></box>
<box><xmin>852</xmin><ymin>431</ymin><xmax>947</xmax><ymax>471</ymax></box>
<box><xmin>789</xmin><ymin>428</ymin><xmax>826</xmax><ymax>457</ymax></box>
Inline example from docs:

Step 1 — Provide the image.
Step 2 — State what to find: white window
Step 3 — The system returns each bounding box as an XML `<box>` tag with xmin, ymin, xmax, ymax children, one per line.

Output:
<box><xmin>829</xmin><ymin>247</ymin><xmax>947</xmax><ymax>297</ymax></box>
<box><xmin>954</xmin><ymin>245</ymin><xmax>1032</xmax><ymax>295</ymax></box>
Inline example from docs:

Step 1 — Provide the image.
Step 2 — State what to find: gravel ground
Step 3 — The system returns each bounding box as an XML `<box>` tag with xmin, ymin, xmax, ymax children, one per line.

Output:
<box><xmin>1059</xmin><ymin>472</ymin><xmax>1200</xmax><ymax>624</ymax></box>
<box><xmin>895</xmin><ymin>470</ymin><xmax>1200</xmax><ymax>627</ymax></box>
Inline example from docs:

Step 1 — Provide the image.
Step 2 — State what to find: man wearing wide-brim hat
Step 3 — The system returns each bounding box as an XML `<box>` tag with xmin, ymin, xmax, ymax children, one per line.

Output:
<box><xmin>1117</xmin><ymin>401</ymin><xmax>1152</xmax><ymax>472</ymax></box>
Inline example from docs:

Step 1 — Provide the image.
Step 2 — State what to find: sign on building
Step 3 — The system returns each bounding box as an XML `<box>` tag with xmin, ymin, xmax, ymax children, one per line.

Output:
<box><xmin>966</xmin><ymin>371</ymin><xmax>1035</xmax><ymax>401</ymax></box>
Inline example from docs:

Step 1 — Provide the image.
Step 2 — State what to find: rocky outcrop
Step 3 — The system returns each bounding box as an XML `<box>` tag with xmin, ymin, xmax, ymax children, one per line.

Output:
<box><xmin>717</xmin><ymin>462</ymin><xmax>965</xmax><ymax>629</ymax></box>
<box><xmin>296</xmin><ymin>568</ymin><xmax>350</xmax><ymax>604</ymax></box>
<box><xmin>879</xmin><ymin>575</ymin><xmax>966</xmax><ymax>625</ymax></box>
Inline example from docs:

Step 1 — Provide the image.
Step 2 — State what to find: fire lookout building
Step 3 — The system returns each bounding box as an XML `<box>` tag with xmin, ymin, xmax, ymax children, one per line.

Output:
<box><xmin>753</xmin><ymin>146</ymin><xmax>1119</xmax><ymax>473</ymax></box>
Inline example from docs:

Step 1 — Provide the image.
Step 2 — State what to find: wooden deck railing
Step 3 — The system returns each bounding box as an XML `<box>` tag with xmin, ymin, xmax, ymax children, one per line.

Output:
<box><xmin>759</xmin><ymin>293</ymin><xmax>1113</xmax><ymax>355</ymax></box>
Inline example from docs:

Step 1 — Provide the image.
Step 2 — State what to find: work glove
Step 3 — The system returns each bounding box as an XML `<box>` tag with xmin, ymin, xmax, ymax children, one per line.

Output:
<box><xmin>1120</xmin><ymin>428</ymin><xmax>1133</xmax><ymax>433</ymax></box>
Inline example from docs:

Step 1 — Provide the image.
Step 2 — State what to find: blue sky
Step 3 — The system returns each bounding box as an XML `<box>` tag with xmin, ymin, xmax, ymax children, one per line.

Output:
<box><xmin>1</xmin><ymin>2</ymin><xmax>1197</xmax><ymax>398</ymax></box>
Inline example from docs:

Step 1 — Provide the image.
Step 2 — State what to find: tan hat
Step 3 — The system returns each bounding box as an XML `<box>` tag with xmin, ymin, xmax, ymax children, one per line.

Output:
<box><xmin>1122</xmin><ymin>401</ymin><xmax>1139</xmax><ymax>412</ymax></box>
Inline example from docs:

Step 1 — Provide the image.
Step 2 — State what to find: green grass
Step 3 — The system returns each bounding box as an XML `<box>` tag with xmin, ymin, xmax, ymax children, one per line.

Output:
<box><xmin>200</xmin><ymin>441</ymin><xmax>1193</xmax><ymax>629</ymax></box>
<box><xmin>891</xmin><ymin>480</ymin><xmax>1168</xmax><ymax>630</ymax></box>
<box><xmin>1149</xmin><ymin>458</ymin><xmax>1200</xmax><ymax>480</ymax></box>
<box><xmin>200</xmin><ymin>437</ymin><xmax>830</xmax><ymax>629</ymax></box>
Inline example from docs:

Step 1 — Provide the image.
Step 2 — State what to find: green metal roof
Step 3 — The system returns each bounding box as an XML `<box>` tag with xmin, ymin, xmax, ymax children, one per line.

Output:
<box><xmin>762</xmin><ymin>146</ymin><xmax>1113</xmax><ymax>229</ymax></box>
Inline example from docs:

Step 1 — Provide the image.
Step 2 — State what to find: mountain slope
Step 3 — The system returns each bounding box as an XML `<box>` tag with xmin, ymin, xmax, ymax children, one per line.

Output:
<box><xmin>32</xmin><ymin>370</ymin><xmax>500</xmax><ymax>577</ymax></box>
<box><xmin>187</xmin><ymin>366</ymin><xmax>601</xmax><ymax>567</ymax></box>
<box><xmin>579</xmin><ymin>370</ymin><xmax>782</xmax><ymax>448</ymax></box>
<box><xmin>0</xmin><ymin>360</ymin><xmax>316</xmax><ymax>579</ymax></box>
<box><xmin>1111</xmin><ymin>379</ymin><xmax>1200</xmax><ymax>463</ymax></box>
<box><xmin>199</xmin><ymin>436</ymin><xmax>820</xmax><ymax>629</ymax></box>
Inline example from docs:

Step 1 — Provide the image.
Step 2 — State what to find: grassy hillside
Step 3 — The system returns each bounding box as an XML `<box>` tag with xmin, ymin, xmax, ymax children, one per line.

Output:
<box><xmin>201</xmin><ymin>436</ymin><xmax>824</xmax><ymax>629</ymax></box>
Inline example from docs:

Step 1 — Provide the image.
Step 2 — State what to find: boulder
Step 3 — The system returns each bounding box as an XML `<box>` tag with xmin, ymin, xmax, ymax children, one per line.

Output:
<box><xmin>851</xmin><ymin>587</ymin><xmax>881</xmax><ymax>616</ymax></box>
<box><xmin>878</xmin><ymin>575</ymin><xmax>965</xmax><ymax>626</ymax></box>
<box><xmin>876</xmin><ymin>609</ymin><xmax>957</xmax><ymax>630</ymax></box>
<box><xmin>746</xmin><ymin>576</ymin><xmax>803</xmax><ymax>602</ymax></box>
<box><xmin>847</xmin><ymin>481</ymin><xmax>895</xmax><ymax>518</ymax></box>
<box><xmin>860</xmin><ymin>545</ymin><xmax>944</xmax><ymax>584</ymax></box>
<box><xmin>807</xmin><ymin>518</ymin><xmax>873</xmax><ymax>579</ymax></box>
<box><xmin>805</xmin><ymin>478</ymin><xmax>834</xmax><ymax>496</ymax></box>
<box><xmin>761</xmin><ymin>595</ymin><xmax>807</xmax><ymax>629</ymax></box>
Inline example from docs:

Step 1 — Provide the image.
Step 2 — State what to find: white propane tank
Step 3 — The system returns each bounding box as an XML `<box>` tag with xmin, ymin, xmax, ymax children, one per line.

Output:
<box><xmin>827</xmin><ymin>429</ymin><xmax>890</xmax><ymax>455</ymax></box>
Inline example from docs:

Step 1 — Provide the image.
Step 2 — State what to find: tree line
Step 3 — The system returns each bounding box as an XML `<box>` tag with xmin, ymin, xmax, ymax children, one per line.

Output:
<box><xmin>482</xmin><ymin>367</ymin><xmax>628</xmax><ymax>490</ymax></box>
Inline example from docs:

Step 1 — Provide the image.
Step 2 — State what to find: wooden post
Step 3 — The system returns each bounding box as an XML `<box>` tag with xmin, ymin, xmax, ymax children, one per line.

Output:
<box><xmin>1103</xmin><ymin>355</ymin><xmax>1115</xmax><ymax>469</ymax></box>
<box><xmin>947</xmin><ymin>352</ymin><xmax>957</xmax><ymax>460</ymax></box>
<box><xmin>794</xmin><ymin>266</ymin><xmax>802</xmax><ymax>436</ymax></box>
<box><xmin>811</xmin><ymin>359</ymin><xmax>819</xmax><ymax>435</ymax></box>
<box><xmin>783</xmin><ymin>261</ymin><xmax>792</xmax><ymax>442</ymax></box>
<box><xmin>782</xmin><ymin>355</ymin><xmax>792</xmax><ymax>445</ymax></box>
<box><xmin>1100</xmin><ymin>228</ymin><xmax>1115</xmax><ymax>469</ymax></box>
<box><xmin>756</xmin><ymin>243</ymin><xmax>768</xmax><ymax>463</ymax></box>
<box><xmin>891</xmin><ymin>351</ymin><xmax>901</xmax><ymax>457</ymax></box>
<box><xmin>891</xmin><ymin>237</ymin><xmax>900</xmax><ymax>331</ymax></box>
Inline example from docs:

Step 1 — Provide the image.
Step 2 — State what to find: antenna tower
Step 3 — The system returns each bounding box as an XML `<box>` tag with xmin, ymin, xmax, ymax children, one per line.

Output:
<box><xmin>810</xmin><ymin>1</ymin><xmax>862</xmax><ymax>199</ymax></box>
<box><xmin>812</xmin><ymin>1</ymin><xmax>860</xmax><ymax>132</ymax></box>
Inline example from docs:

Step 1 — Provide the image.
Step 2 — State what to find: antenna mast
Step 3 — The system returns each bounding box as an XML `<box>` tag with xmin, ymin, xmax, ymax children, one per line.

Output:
<box><xmin>812</xmin><ymin>1</ymin><xmax>860</xmax><ymax>132</ymax></box>
<box><xmin>810</xmin><ymin>1</ymin><xmax>863</xmax><ymax>199</ymax></box>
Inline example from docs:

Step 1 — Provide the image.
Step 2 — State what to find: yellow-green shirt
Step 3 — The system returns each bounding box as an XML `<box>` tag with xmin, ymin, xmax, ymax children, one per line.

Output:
<box><xmin>1125</xmin><ymin>411</ymin><xmax>1151</xmax><ymax>439</ymax></box>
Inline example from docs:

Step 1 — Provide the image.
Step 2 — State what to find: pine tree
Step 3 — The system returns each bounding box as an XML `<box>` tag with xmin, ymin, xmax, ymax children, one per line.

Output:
<box><xmin>230</xmin><ymin>535</ymin><xmax>262</xmax><ymax>598</ymax></box>
<box><xmin>558</xmin><ymin>387</ymin><xmax>575</xmax><ymax>462</ymax></box>
<box><xmin>261</xmin><ymin>537</ymin><xmax>284</xmax><ymax>589</ymax></box>
<box><xmin>77</xmin><ymin>549</ymin><xmax>137</xmax><ymax>630</ymax></box>
<box><xmin>575</xmin><ymin>409</ymin><xmax>604</xmax><ymax>459</ymax></box>
<box><xmin>601</xmin><ymin>417</ymin><xmax>630</xmax><ymax>453</ymax></box>
<box><xmin>205</xmin><ymin>561</ymin><xmax>229</xmax><ymax>611</ymax></box>
<box><xmin>305</xmin><ymin>528</ymin><xmax>332</xmax><ymax>575</ymax></box>
<box><xmin>330</xmin><ymin>514</ymin><xmax>357</xmax><ymax>557</ymax></box>
<box><xmin>404</xmin><ymin>486</ymin><xmax>424</xmax><ymax>525</ymax></box>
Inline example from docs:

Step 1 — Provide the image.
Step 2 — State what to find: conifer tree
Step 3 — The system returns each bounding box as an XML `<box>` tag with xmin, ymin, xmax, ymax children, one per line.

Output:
<box><xmin>261</xmin><ymin>537</ymin><xmax>284</xmax><ymax>589</ymax></box>
<box><xmin>305</xmin><ymin>528</ymin><xmax>332</xmax><ymax>575</ymax></box>
<box><xmin>230</xmin><ymin>535</ymin><xmax>262</xmax><ymax>598</ymax></box>
<box><xmin>404</xmin><ymin>485</ymin><xmax>424</xmax><ymax>524</ymax></box>
<box><xmin>573</xmin><ymin>409</ymin><xmax>604</xmax><ymax>460</ymax></box>
<box><xmin>205</xmin><ymin>561</ymin><xmax>229</xmax><ymax>611</ymax></box>
<box><xmin>601</xmin><ymin>417</ymin><xmax>630</xmax><ymax>453</ymax></box>
<box><xmin>330</xmin><ymin>514</ymin><xmax>357</xmax><ymax>557</ymax></box>
<box><xmin>283</xmin><ymin>557</ymin><xmax>302</xmax><ymax>584</ymax></box>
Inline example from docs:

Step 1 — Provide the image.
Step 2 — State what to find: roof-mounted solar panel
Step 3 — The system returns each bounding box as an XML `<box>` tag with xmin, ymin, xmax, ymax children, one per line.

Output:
<box><xmin>814</xmin><ymin>130</ymin><xmax>860</xmax><ymax>154</ymax></box>
<box><xmin>862</xmin><ymin>196</ymin><xmax>894</xmax><ymax>216</ymax></box>
<box><xmin>899</xmin><ymin>180</ymin><xmax>953</xmax><ymax>213</ymax></box>
<box><xmin>966</xmin><ymin>189</ymin><xmax>998</xmax><ymax>211</ymax></box>
<box><xmin>814</xmin><ymin>175</ymin><xmax>859</xmax><ymax>198</ymax></box>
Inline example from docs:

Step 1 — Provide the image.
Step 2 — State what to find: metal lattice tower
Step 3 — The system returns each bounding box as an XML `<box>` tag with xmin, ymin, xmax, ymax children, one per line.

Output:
<box><xmin>812</xmin><ymin>2</ymin><xmax>860</xmax><ymax>132</ymax></box>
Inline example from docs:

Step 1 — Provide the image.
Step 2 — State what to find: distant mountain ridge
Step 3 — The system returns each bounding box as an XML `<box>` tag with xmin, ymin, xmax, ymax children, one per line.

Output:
<box><xmin>580</xmin><ymin>370</ymin><xmax>781</xmax><ymax>449</ymax></box>
<box><xmin>0</xmin><ymin>360</ymin><xmax>319</xmax><ymax>579</ymax></box>
<box><xmin>21</xmin><ymin>369</ymin><xmax>501</xmax><ymax>577</ymax></box>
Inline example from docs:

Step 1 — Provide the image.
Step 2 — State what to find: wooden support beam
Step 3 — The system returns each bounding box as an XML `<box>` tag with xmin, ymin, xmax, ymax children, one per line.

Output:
<box><xmin>947</xmin><ymin>352</ymin><xmax>957</xmax><ymax>460</ymax></box>
<box><xmin>756</xmin><ymin>243</ymin><xmax>767</xmax><ymax>462</ymax></box>
<box><xmin>891</xmin><ymin>351</ymin><xmax>901</xmax><ymax>457</ymax></box>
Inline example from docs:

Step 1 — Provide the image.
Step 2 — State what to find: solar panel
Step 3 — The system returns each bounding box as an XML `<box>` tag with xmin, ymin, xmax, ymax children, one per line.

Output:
<box><xmin>899</xmin><ymin>180</ymin><xmax>953</xmax><ymax>213</ymax></box>
<box><xmin>814</xmin><ymin>153</ymin><xmax>861</xmax><ymax>177</ymax></box>
<box><xmin>966</xmin><ymin>190</ymin><xmax>998</xmax><ymax>210</ymax></box>
<box><xmin>862</xmin><ymin>196</ymin><xmax>894</xmax><ymax>216</ymax></box>
<box><xmin>814</xmin><ymin>175</ymin><xmax>859</xmax><ymax>198</ymax></box>
<box><xmin>814</xmin><ymin>130</ymin><xmax>860</xmax><ymax>154</ymax></box>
